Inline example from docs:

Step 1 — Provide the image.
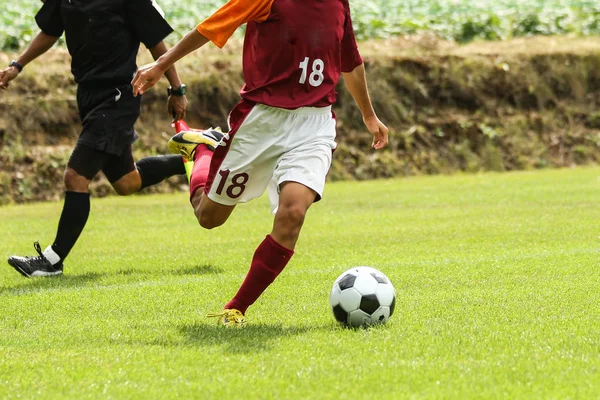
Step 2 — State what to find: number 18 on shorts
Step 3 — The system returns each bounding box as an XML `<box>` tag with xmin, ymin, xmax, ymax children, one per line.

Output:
<box><xmin>207</xmin><ymin>103</ymin><xmax>337</xmax><ymax>213</ymax></box>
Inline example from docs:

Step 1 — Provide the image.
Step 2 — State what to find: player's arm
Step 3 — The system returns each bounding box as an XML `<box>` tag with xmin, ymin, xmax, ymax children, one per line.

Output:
<box><xmin>132</xmin><ymin>0</ymin><xmax>273</xmax><ymax>95</ymax></box>
<box><xmin>342</xmin><ymin>64</ymin><xmax>388</xmax><ymax>150</ymax></box>
<box><xmin>0</xmin><ymin>32</ymin><xmax>58</xmax><ymax>90</ymax></box>
<box><xmin>342</xmin><ymin>64</ymin><xmax>376</xmax><ymax>121</ymax></box>
<box><xmin>126</xmin><ymin>0</ymin><xmax>192</xmax><ymax>118</ymax></box>
<box><xmin>340</xmin><ymin>3</ymin><xmax>388</xmax><ymax>150</ymax></box>
<box><xmin>148</xmin><ymin>41</ymin><xmax>184</xmax><ymax>91</ymax></box>
<box><xmin>149</xmin><ymin>41</ymin><xmax>188</xmax><ymax>121</ymax></box>
<box><xmin>133</xmin><ymin>30</ymin><xmax>210</xmax><ymax>96</ymax></box>
<box><xmin>2</xmin><ymin>0</ymin><xmax>62</xmax><ymax>90</ymax></box>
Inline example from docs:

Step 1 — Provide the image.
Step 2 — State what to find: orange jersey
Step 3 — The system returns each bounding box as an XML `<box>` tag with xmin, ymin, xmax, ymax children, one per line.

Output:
<box><xmin>197</xmin><ymin>0</ymin><xmax>363</xmax><ymax>109</ymax></box>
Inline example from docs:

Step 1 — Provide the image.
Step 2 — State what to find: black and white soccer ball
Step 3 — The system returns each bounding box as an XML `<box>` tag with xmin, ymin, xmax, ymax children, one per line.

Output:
<box><xmin>330</xmin><ymin>266</ymin><xmax>396</xmax><ymax>328</ymax></box>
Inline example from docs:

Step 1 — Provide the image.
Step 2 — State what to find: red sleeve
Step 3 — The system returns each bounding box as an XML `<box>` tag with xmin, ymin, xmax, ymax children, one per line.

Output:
<box><xmin>340</xmin><ymin>4</ymin><xmax>363</xmax><ymax>72</ymax></box>
<box><xmin>197</xmin><ymin>0</ymin><xmax>274</xmax><ymax>48</ymax></box>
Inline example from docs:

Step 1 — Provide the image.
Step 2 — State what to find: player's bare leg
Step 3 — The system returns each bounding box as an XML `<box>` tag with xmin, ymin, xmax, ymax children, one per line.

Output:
<box><xmin>186</xmin><ymin>143</ymin><xmax>235</xmax><ymax>228</ymax></box>
<box><xmin>7</xmin><ymin>146</ymin><xmax>187</xmax><ymax>278</ymax></box>
<box><xmin>270</xmin><ymin>181</ymin><xmax>316</xmax><ymax>250</ymax></box>
<box><xmin>190</xmin><ymin>190</ymin><xmax>235</xmax><ymax>229</ymax></box>
<box><xmin>167</xmin><ymin>124</ymin><xmax>230</xmax><ymax>226</ymax></box>
<box><xmin>111</xmin><ymin>169</ymin><xmax>142</xmax><ymax>195</ymax></box>
<box><xmin>210</xmin><ymin>181</ymin><xmax>315</xmax><ymax>326</ymax></box>
<box><xmin>64</xmin><ymin>167</ymin><xmax>91</xmax><ymax>192</ymax></box>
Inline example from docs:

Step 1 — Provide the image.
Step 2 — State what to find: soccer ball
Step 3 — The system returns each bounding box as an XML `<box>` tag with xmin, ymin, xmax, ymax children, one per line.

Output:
<box><xmin>329</xmin><ymin>266</ymin><xmax>396</xmax><ymax>328</ymax></box>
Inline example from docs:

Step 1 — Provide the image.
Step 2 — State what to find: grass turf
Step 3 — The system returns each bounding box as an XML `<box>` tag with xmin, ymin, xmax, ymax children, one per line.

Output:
<box><xmin>0</xmin><ymin>167</ymin><xmax>599</xmax><ymax>399</ymax></box>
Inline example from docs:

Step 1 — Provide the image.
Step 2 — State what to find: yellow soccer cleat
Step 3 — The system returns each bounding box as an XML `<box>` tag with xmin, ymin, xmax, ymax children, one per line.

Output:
<box><xmin>168</xmin><ymin>127</ymin><xmax>225</xmax><ymax>161</ymax></box>
<box><xmin>207</xmin><ymin>309</ymin><xmax>247</xmax><ymax>328</ymax></box>
<box><xmin>182</xmin><ymin>158</ymin><xmax>194</xmax><ymax>182</ymax></box>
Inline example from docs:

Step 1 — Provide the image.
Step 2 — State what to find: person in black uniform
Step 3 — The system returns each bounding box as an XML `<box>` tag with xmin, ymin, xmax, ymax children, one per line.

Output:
<box><xmin>0</xmin><ymin>0</ymin><xmax>216</xmax><ymax>277</ymax></box>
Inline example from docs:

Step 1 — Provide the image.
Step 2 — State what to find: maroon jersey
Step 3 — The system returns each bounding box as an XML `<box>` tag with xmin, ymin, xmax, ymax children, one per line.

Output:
<box><xmin>197</xmin><ymin>0</ymin><xmax>363</xmax><ymax>109</ymax></box>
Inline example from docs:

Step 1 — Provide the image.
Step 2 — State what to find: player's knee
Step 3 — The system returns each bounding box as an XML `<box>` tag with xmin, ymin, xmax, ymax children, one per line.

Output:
<box><xmin>197</xmin><ymin>213</ymin><xmax>225</xmax><ymax>230</ymax></box>
<box><xmin>197</xmin><ymin>215</ymin><xmax>223</xmax><ymax>229</ymax></box>
<box><xmin>113</xmin><ymin>184</ymin><xmax>136</xmax><ymax>196</ymax></box>
<box><xmin>276</xmin><ymin>203</ymin><xmax>307</xmax><ymax>229</ymax></box>
<box><xmin>199</xmin><ymin>218</ymin><xmax>218</xmax><ymax>229</ymax></box>
<box><xmin>111</xmin><ymin>171</ymin><xmax>142</xmax><ymax>196</ymax></box>
<box><xmin>193</xmin><ymin>193</ymin><xmax>233</xmax><ymax>229</ymax></box>
<box><xmin>272</xmin><ymin>204</ymin><xmax>306</xmax><ymax>248</ymax></box>
<box><xmin>63</xmin><ymin>168</ymin><xmax>89</xmax><ymax>192</ymax></box>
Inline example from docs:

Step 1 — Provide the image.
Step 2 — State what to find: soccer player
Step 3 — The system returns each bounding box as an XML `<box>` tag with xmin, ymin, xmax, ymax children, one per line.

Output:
<box><xmin>131</xmin><ymin>0</ymin><xmax>389</xmax><ymax>326</ymax></box>
<box><xmin>0</xmin><ymin>0</ymin><xmax>219</xmax><ymax>277</ymax></box>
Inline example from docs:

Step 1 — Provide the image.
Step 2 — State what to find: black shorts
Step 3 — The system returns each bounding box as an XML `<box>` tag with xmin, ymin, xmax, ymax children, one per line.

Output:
<box><xmin>67</xmin><ymin>142</ymin><xmax>136</xmax><ymax>183</ymax></box>
<box><xmin>77</xmin><ymin>82</ymin><xmax>141</xmax><ymax>156</ymax></box>
<box><xmin>67</xmin><ymin>82</ymin><xmax>141</xmax><ymax>182</ymax></box>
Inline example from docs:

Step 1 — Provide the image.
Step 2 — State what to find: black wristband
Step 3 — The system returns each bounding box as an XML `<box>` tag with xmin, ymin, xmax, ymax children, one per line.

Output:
<box><xmin>167</xmin><ymin>84</ymin><xmax>186</xmax><ymax>96</ymax></box>
<box><xmin>9</xmin><ymin>60</ymin><xmax>23</xmax><ymax>72</ymax></box>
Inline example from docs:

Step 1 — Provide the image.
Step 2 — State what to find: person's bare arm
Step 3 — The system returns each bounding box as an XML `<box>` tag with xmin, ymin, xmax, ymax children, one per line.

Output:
<box><xmin>132</xmin><ymin>30</ymin><xmax>210</xmax><ymax>96</ymax></box>
<box><xmin>342</xmin><ymin>63</ymin><xmax>389</xmax><ymax>150</ymax></box>
<box><xmin>148</xmin><ymin>41</ymin><xmax>183</xmax><ymax>89</ymax></box>
<box><xmin>0</xmin><ymin>31</ymin><xmax>59</xmax><ymax>90</ymax></box>
<box><xmin>148</xmin><ymin>41</ymin><xmax>188</xmax><ymax>121</ymax></box>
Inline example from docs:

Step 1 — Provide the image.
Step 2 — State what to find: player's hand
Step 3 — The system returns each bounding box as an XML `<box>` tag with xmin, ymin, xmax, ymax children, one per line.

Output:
<box><xmin>168</xmin><ymin>94</ymin><xmax>188</xmax><ymax>121</ymax></box>
<box><xmin>131</xmin><ymin>61</ymin><xmax>165</xmax><ymax>96</ymax></box>
<box><xmin>364</xmin><ymin>115</ymin><xmax>389</xmax><ymax>150</ymax></box>
<box><xmin>0</xmin><ymin>67</ymin><xmax>19</xmax><ymax>91</ymax></box>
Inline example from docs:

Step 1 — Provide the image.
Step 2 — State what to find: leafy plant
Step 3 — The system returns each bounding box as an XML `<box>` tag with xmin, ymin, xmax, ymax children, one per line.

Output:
<box><xmin>2</xmin><ymin>0</ymin><xmax>599</xmax><ymax>51</ymax></box>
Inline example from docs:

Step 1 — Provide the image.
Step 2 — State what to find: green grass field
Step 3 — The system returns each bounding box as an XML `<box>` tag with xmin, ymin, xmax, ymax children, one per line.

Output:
<box><xmin>0</xmin><ymin>168</ymin><xmax>599</xmax><ymax>398</ymax></box>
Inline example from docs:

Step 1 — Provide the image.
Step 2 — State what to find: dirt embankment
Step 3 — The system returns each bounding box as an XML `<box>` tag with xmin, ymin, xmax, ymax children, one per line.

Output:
<box><xmin>1</xmin><ymin>36</ymin><xmax>599</xmax><ymax>204</ymax></box>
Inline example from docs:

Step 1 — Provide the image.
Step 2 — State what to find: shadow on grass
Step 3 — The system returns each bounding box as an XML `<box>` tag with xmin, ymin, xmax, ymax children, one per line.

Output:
<box><xmin>116</xmin><ymin>263</ymin><xmax>224</xmax><ymax>277</ymax></box>
<box><xmin>172</xmin><ymin>264</ymin><xmax>224</xmax><ymax>276</ymax></box>
<box><xmin>0</xmin><ymin>272</ymin><xmax>105</xmax><ymax>296</ymax></box>
<box><xmin>180</xmin><ymin>323</ymin><xmax>333</xmax><ymax>354</ymax></box>
<box><xmin>1</xmin><ymin>263</ymin><xmax>222</xmax><ymax>297</ymax></box>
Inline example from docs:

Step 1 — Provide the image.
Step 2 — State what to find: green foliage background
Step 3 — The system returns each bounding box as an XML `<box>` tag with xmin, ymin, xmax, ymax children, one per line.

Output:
<box><xmin>2</xmin><ymin>0</ymin><xmax>600</xmax><ymax>50</ymax></box>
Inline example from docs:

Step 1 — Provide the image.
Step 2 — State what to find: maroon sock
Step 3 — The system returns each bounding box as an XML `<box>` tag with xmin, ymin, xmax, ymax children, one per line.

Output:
<box><xmin>189</xmin><ymin>144</ymin><xmax>213</xmax><ymax>199</ymax></box>
<box><xmin>225</xmin><ymin>235</ymin><xmax>294</xmax><ymax>314</ymax></box>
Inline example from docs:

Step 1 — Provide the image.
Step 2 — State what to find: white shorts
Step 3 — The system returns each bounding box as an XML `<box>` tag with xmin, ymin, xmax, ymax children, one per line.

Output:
<box><xmin>205</xmin><ymin>100</ymin><xmax>337</xmax><ymax>213</ymax></box>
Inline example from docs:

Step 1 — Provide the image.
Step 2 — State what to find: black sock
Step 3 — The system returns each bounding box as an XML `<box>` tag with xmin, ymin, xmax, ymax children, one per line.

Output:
<box><xmin>136</xmin><ymin>155</ymin><xmax>185</xmax><ymax>189</ymax></box>
<box><xmin>52</xmin><ymin>191</ymin><xmax>91</xmax><ymax>260</ymax></box>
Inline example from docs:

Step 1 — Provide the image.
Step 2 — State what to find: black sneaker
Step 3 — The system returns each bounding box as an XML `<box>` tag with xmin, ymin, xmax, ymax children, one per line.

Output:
<box><xmin>7</xmin><ymin>242</ymin><xmax>63</xmax><ymax>278</ymax></box>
